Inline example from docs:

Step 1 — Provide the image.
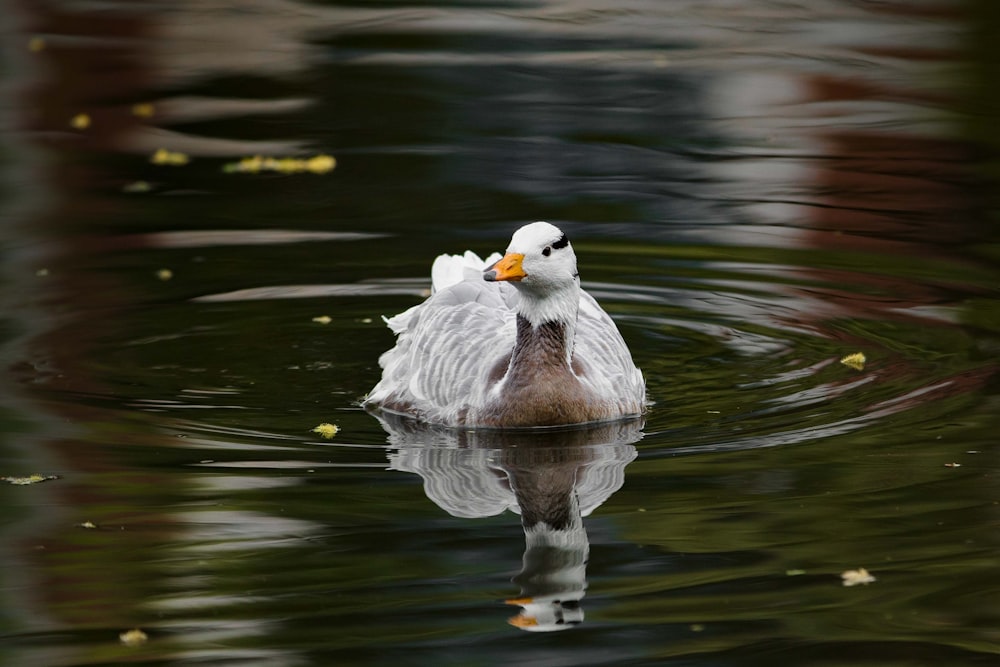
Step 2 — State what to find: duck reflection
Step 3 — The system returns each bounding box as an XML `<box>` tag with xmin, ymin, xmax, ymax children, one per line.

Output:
<box><xmin>375</xmin><ymin>415</ymin><xmax>641</xmax><ymax>631</ymax></box>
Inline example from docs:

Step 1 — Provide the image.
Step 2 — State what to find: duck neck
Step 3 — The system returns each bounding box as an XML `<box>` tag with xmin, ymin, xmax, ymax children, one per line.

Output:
<box><xmin>512</xmin><ymin>284</ymin><xmax>580</xmax><ymax>369</ymax></box>
<box><xmin>511</xmin><ymin>315</ymin><xmax>572</xmax><ymax>370</ymax></box>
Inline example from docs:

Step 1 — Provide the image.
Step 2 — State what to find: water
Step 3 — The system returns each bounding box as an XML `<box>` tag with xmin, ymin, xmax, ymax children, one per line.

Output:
<box><xmin>1</xmin><ymin>1</ymin><xmax>998</xmax><ymax>665</ymax></box>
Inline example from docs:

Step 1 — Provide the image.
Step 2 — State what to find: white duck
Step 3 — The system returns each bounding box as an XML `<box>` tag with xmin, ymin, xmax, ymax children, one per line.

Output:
<box><xmin>364</xmin><ymin>222</ymin><xmax>646</xmax><ymax>427</ymax></box>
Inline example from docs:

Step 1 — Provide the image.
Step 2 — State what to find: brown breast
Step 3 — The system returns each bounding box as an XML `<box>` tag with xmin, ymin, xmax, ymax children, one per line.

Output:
<box><xmin>476</xmin><ymin>317</ymin><xmax>613</xmax><ymax>427</ymax></box>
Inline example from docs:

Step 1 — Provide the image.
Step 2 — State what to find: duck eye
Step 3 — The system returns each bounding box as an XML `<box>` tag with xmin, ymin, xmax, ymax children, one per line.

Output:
<box><xmin>542</xmin><ymin>246</ymin><xmax>552</xmax><ymax>257</ymax></box>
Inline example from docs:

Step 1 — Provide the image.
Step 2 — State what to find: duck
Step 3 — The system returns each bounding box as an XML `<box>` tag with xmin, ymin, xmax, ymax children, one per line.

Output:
<box><xmin>364</xmin><ymin>221</ymin><xmax>646</xmax><ymax>427</ymax></box>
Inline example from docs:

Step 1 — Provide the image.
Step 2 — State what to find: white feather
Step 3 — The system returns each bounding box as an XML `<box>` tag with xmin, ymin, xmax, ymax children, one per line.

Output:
<box><xmin>431</xmin><ymin>250</ymin><xmax>502</xmax><ymax>293</ymax></box>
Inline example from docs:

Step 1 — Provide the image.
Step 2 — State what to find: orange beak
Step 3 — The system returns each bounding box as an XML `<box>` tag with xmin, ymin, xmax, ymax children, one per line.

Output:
<box><xmin>484</xmin><ymin>252</ymin><xmax>526</xmax><ymax>282</ymax></box>
<box><xmin>504</xmin><ymin>597</ymin><xmax>533</xmax><ymax>606</ymax></box>
<box><xmin>508</xmin><ymin>615</ymin><xmax>539</xmax><ymax>628</ymax></box>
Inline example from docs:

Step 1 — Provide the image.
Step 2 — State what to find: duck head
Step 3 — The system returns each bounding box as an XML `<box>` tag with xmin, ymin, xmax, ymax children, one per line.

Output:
<box><xmin>484</xmin><ymin>222</ymin><xmax>580</xmax><ymax>326</ymax></box>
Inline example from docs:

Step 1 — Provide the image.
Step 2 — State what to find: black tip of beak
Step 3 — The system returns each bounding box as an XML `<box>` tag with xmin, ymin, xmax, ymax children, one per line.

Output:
<box><xmin>483</xmin><ymin>261</ymin><xmax>499</xmax><ymax>282</ymax></box>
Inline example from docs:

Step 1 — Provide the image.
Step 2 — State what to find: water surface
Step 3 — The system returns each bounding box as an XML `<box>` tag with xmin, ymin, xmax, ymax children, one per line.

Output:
<box><xmin>1</xmin><ymin>1</ymin><xmax>998</xmax><ymax>665</ymax></box>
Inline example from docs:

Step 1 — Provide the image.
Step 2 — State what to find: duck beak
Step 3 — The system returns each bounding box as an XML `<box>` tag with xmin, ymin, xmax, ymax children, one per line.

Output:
<box><xmin>484</xmin><ymin>252</ymin><xmax>526</xmax><ymax>282</ymax></box>
<box><xmin>504</xmin><ymin>597</ymin><xmax>533</xmax><ymax>606</ymax></box>
<box><xmin>507</xmin><ymin>615</ymin><xmax>539</xmax><ymax>628</ymax></box>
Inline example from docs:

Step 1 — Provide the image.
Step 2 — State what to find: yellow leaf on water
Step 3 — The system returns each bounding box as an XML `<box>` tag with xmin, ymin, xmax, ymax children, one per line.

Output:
<box><xmin>305</xmin><ymin>154</ymin><xmax>336</xmax><ymax>174</ymax></box>
<box><xmin>156</xmin><ymin>269</ymin><xmax>173</xmax><ymax>281</ymax></box>
<box><xmin>224</xmin><ymin>155</ymin><xmax>261</xmax><ymax>173</ymax></box>
<box><xmin>119</xmin><ymin>628</ymin><xmax>148</xmax><ymax>646</ymax></box>
<box><xmin>132</xmin><ymin>103</ymin><xmax>155</xmax><ymax>118</ymax></box>
<box><xmin>222</xmin><ymin>154</ymin><xmax>336</xmax><ymax>175</ymax></box>
<box><xmin>841</xmin><ymin>567</ymin><xmax>876</xmax><ymax>587</ymax></box>
<box><xmin>312</xmin><ymin>423</ymin><xmax>339</xmax><ymax>439</ymax></box>
<box><xmin>151</xmin><ymin>148</ymin><xmax>189</xmax><ymax>166</ymax></box>
<box><xmin>312</xmin><ymin>315</ymin><xmax>332</xmax><ymax>325</ymax></box>
<box><xmin>2</xmin><ymin>474</ymin><xmax>58</xmax><ymax>485</ymax></box>
<box><xmin>123</xmin><ymin>181</ymin><xmax>152</xmax><ymax>194</ymax></box>
<box><xmin>28</xmin><ymin>36</ymin><xmax>46</xmax><ymax>52</ymax></box>
<box><xmin>840</xmin><ymin>352</ymin><xmax>866</xmax><ymax>371</ymax></box>
<box><xmin>70</xmin><ymin>113</ymin><xmax>91</xmax><ymax>130</ymax></box>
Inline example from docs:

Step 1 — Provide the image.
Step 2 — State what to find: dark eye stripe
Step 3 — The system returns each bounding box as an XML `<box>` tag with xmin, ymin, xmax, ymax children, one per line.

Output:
<box><xmin>552</xmin><ymin>233</ymin><xmax>569</xmax><ymax>250</ymax></box>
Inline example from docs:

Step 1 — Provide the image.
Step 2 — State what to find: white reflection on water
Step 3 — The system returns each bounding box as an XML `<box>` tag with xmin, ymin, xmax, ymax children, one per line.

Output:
<box><xmin>167</xmin><ymin>509</ymin><xmax>319</xmax><ymax>553</ymax></box>
<box><xmin>380</xmin><ymin>415</ymin><xmax>641</xmax><ymax>631</ymax></box>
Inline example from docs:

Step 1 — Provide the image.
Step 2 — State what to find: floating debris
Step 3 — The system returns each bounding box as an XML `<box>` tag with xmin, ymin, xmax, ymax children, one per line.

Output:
<box><xmin>151</xmin><ymin>148</ymin><xmax>189</xmax><ymax>166</ymax></box>
<box><xmin>944</xmin><ymin>462</ymin><xmax>962</xmax><ymax>468</ymax></box>
<box><xmin>223</xmin><ymin>154</ymin><xmax>336</xmax><ymax>175</ymax></box>
<box><xmin>70</xmin><ymin>113</ymin><xmax>91</xmax><ymax>130</ymax></box>
<box><xmin>156</xmin><ymin>269</ymin><xmax>173</xmax><ymax>281</ymax></box>
<box><xmin>840</xmin><ymin>352</ymin><xmax>866</xmax><ymax>371</ymax></box>
<box><xmin>785</xmin><ymin>569</ymin><xmax>806</xmax><ymax>576</ymax></box>
<box><xmin>36</xmin><ymin>268</ymin><xmax>50</xmax><ymax>277</ymax></box>
<box><xmin>312</xmin><ymin>423</ymin><xmax>339</xmax><ymax>439</ymax></box>
<box><xmin>841</xmin><ymin>567</ymin><xmax>876</xmax><ymax>587</ymax></box>
<box><xmin>28</xmin><ymin>36</ymin><xmax>46</xmax><ymax>52</ymax></box>
<box><xmin>122</xmin><ymin>180</ymin><xmax>152</xmax><ymax>194</ymax></box>
<box><xmin>2</xmin><ymin>474</ymin><xmax>59</xmax><ymax>485</ymax></box>
<box><xmin>119</xmin><ymin>628</ymin><xmax>148</xmax><ymax>646</ymax></box>
<box><xmin>80</xmin><ymin>521</ymin><xmax>97</xmax><ymax>529</ymax></box>
<box><xmin>132</xmin><ymin>103</ymin><xmax>155</xmax><ymax>118</ymax></box>
<box><xmin>312</xmin><ymin>315</ymin><xmax>332</xmax><ymax>325</ymax></box>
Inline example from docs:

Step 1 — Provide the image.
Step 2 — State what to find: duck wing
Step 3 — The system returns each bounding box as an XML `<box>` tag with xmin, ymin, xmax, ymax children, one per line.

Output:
<box><xmin>572</xmin><ymin>290</ymin><xmax>646</xmax><ymax>412</ymax></box>
<box><xmin>367</xmin><ymin>263</ymin><xmax>517</xmax><ymax>424</ymax></box>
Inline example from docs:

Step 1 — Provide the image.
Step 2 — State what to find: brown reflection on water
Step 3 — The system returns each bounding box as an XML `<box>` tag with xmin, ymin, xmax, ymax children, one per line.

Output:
<box><xmin>16</xmin><ymin>0</ymin><xmax>315</xmax><ymax>159</ymax></box>
<box><xmin>4</xmin><ymin>0</ymin><xmax>322</xmax><ymax>650</ymax></box>
<box><xmin>6</xmin><ymin>4</ymin><xmax>157</xmax><ymax>639</ymax></box>
<box><xmin>708</xmin><ymin>2</ymin><xmax>991</xmax><ymax>304</ymax></box>
<box><xmin>716</xmin><ymin>1</ymin><xmax>998</xmax><ymax>418</ymax></box>
<box><xmin>8</xmin><ymin>0</ymin><xmax>326</xmax><ymax>393</ymax></box>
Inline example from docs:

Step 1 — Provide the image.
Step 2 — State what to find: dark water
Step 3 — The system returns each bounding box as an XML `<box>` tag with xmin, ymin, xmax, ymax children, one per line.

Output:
<box><xmin>1</xmin><ymin>1</ymin><xmax>998</xmax><ymax>665</ymax></box>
